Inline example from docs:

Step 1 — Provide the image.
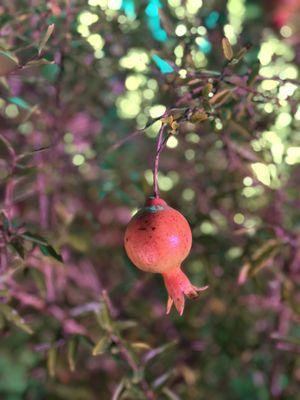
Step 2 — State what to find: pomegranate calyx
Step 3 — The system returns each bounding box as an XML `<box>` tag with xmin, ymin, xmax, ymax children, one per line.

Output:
<box><xmin>145</xmin><ymin>196</ymin><xmax>167</xmax><ymax>208</ymax></box>
<box><xmin>163</xmin><ymin>267</ymin><xmax>208</xmax><ymax>316</ymax></box>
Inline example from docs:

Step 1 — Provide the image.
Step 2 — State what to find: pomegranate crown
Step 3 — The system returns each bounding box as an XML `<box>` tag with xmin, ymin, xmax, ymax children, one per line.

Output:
<box><xmin>144</xmin><ymin>195</ymin><xmax>167</xmax><ymax>208</ymax></box>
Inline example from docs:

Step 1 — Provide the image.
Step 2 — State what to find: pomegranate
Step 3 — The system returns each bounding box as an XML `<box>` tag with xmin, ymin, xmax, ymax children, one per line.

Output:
<box><xmin>124</xmin><ymin>196</ymin><xmax>208</xmax><ymax>315</ymax></box>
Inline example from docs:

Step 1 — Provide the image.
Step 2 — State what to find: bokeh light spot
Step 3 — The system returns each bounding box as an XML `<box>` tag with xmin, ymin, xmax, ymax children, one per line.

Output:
<box><xmin>72</xmin><ymin>154</ymin><xmax>85</xmax><ymax>166</ymax></box>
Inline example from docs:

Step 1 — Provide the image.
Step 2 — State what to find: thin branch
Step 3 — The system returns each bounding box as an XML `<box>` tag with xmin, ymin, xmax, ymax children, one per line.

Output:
<box><xmin>102</xmin><ymin>292</ymin><xmax>156</xmax><ymax>400</ymax></box>
<box><xmin>153</xmin><ymin>123</ymin><xmax>166</xmax><ymax>198</ymax></box>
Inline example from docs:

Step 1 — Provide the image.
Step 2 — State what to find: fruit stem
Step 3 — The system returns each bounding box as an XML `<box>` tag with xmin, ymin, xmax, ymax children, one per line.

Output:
<box><xmin>153</xmin><ymin>122</ymin><xmax>166</xmax><ymax>198</ymax></box>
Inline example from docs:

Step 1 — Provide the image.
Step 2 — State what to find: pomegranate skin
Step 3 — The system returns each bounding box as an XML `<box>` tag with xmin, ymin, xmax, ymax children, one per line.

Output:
<box><xmin>124</xmin><ymin>196</ymin><xmax>208</xmax><ymax>315</ymax></box>
<box><xmin>124</xmin><ymin>197</ymin><xmax>191</xmax><ymax>274</ymax></box>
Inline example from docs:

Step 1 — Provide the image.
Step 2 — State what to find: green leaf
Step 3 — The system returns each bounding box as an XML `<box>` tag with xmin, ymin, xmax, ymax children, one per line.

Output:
<box><xmin>24</xmin><ymin>59</ymin><xmax>54</xmax><ymax>68</ymax></box>
<box><xmin>15</xmin><ymin>45</ymin><xmax>39</xmax><ymax>65</ymax></box>
<box><xmin>131</xmin><ymin>342</ymin><xmax>151</xmax><ymax>351</ymax></box>
<box><xmin>39</xmin><ymin>24</ymin><xmax>55</xmax><ymax>55</ymax></box>
<box><xmin>222</xmin><ymin>37</ymin><xmax>233</xmax><ymax>61</ymax></box>
<box><xmin>114</xmin><ymin>320</ymin><xmax>138</xmax><ymax>331</ymax></box>
<box><xmin>202</xmin><ymin>82</ymin><xmax>213</xmax><ymax>97</ymax></box>
<box><xmin>230</xmin><ymin>46</ymin><xmax>248</xmax><ymax>64</ymax></box>
<box><xmin>122</xmin><ymin>386</ymin><xmax>145</xmax><ymax>399</ymax></box>
<box><xmin>47</xmin><ymin>346</ymin><xmax>58</xmax><ymax>378</ymax></box>
<box><xmin>238</xmin><ymin>239</ymin><xmax>282</xmax><ymax>284</ymax></box>
<box><xmin>8</xmin><ymin>97</ymin><xmax>31</xmax><ymax>110</ymax></box>
<box><xmin>143</xmin><ymin>340</ymin><xmax>177</xmax><ymax>364</ymax></box>
<box><xmin>39</xmin><ymin>244</ymin><xmax>63</xmax><ymax>262</ymax></box>
<box><xmin>30</xmin><ymin>268</ymin><xmax>46</xmax><ymax>298</ymax></box>
<box><xmin>0</xmin><ymin>304</ymin><xmax>33</xmax><ymax>334</ymax></box>
<box><xmin>0</xmin><ymin>50</ymin><xmax>19</xmax><ymax>76</ymax></box>
<box><xmin>96</xmin><ymin>301</ymin><xmax>112</xmax><ymax>330</ymax></box>
<box><xmin>41</xmin><ymin>64</ymin><xmax>59</xmax><ymax>83</ymax></box>
<box><xmin>67</xmin><ymin>336</ymin><xmax>79</xmax><ymax>372</ymax></box>
<box><xmin>200</xmin><ymin>69</ymin><xmax>221</xmax><ymax>76</ymax></box>
<box><xmin>92</xmin><ymin>336</ymin><xmax>110</xmax><ymax>356</ymax></box>
<box><xmin>78</xmin><ymin>334</ymin><xmax>94</xmax><ymax>348</ymax></box>
<box><xmin>271</xmin><ymin>333</ymin><xmax>300</xmax><ymax>346</ymax></box>
<box><xmin>132</xmin><ymin>369</ymin><xmax>144</xmax><ymax>384</ymax></box>
<box><xmin>162</xmin><ymin>387</ymin><xmax>182</xmax><ymax>400</ymax></box>
<box><xmin>22</xmin><ymin>231</ymin><xmax>48</xmax><ymax>246</ymax></box>
<box><xmin>14</xmin><ymin>165</ymin><xmax>38</xmax><ymax>177</ymax></box>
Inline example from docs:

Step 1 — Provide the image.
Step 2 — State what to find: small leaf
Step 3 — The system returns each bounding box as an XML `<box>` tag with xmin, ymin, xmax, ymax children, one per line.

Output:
<box><xmin>14</xmin><ymin>165</ymin><xmax>38</xmax><ymax>177</ymax></box>
<box><xmin>0</xmin><ymin>50</ymin><xmax>19</xmax><ymax>76</ymax></box>
<box><xmin>152</xmin><ymin>370</ymin><xmax>173</xmax><ymax>389</ymax></box>
<box><xmin>170</xmin><ymin>121</ymin><xmax>179</xmax><ymax>131</ymax></box>
<box><xmin>112</xmin><ymin>379</ymin><xmax>125</xmax><ymax>400</ymax></box>
<box><xmin>202</xmin><ymin>82</ymin><xmax>213</xmax><ymax>97</ymax></box>
<box><xmin>200</xmin><ymin>69</ymin><xmax>221</xmax><ymax>76</ymax></box>
<box><xmin>231</xmin><ymin>46</ymin><xmax>249</xmax><ymax>63</ymax></box>
<box><xmin>15</xmin><ymin>45</ymin><xmax>39</xmax><ymax>65</ymax></box>
<box><xmin>271</xmin><ymin>333</ymin><xmax>300</xmax><ymax>346</ymax></box>
<box><xmin>47</xmin><ymin>346</ymin><xmax>58</xmax><ymax>378</ymax></box>
<box><xmin>0</xmin><ymin>134</ymin><xmax>14</xmax><ymax>159</ymax></box>
<box><xmin>92</xmin><ymin>336</ymin><xmax>110</xmax><ymax>356</ymax></box>
<box><xmin>122</xmin><ymin>386</ymin><xmax>145</xmax><ymax>399</ymax></box>
<box><xmin>67</xmin><ymin>336</ymin><xmax>79</xmax><ymax>372</ymax></box>
<box><xmin>22</xmin><ymin>231</ymin><xmax>48</xmax><ymax>246</ymax></box>
<box><xmin>8</xmin><ymin>97</ymin><xmax>31</xmax><ymax>110</ymax></box>
<box><xmin>238</xmin><ymin>239</ymin><xmax>282</xmax><ymax>284</ymax></box>
<box><xmin>229</xmin><ymin>120</ymin><xmax>252</xmax><ymax>138</ymax></box>
<box><xmin>39</xmin><ymin>24</ymin><xmax>55</xmax><ymax>55</ymax></box>
<box><xmin>168</xmin><ymin>108</ymin><xmax>187</xmax><ymax>120</ymax></box>
<box><xmin>39</xmin><ymin>244</ymin><xmax>63</xmax><ymax>262</ymax></box>
<box><xmin>0</xmin><ymin>304</ymin><xmax>33</xmax><ymax>334</ymax></box>
<box><xmin>131</xmin><ymin>342</ymin><xmax>151</xmax><ymax>350</ymax></box>
<box><xmin>114</xmin><ymin>320</ymin><xmax>137</xmax><ymax>331</ymax></box>
<box><xmin>152</xmin><ymin>55</ymin><xmax>174</xmax><ymax>74</ymax></box>
<box><xmin>209</xmin><ymin>89</ymin><xmax>232</xmax><ymax>105</ymax></box>
<box><xmin>189</xmin><ymin>110</ymin><xmax>208</xmax><ymax>123</ymax></box>
<box><xmin>143</xmin><ymin>340</ymin><xmax>177</xmax><ymax>364</ymax></box>
<box><xmin>132</xmin><ymin>369</ymin><xmax>144</xmax><ymax>384</ymax></box>
<box><xmin>162</xmin><ymin>387</ymin><xmax>181</xmax><ymax>400</ymax></box>
<box><xmin>96</xmin><ymin>301</ymin><xmax>112</xmax><ymax>330</ymax></box>
<box><xmin>222</xmin><ymin>37</ymin><xmax>233</xmax><ymax>61</ymax></box>
<box><xmin>252</xmin><ymin>239</ymin><xmax>280</xmax><ymax>262</ymax></box>
<box><xmin>41</xmin><ymin>64</ymin><xmax>60</xmax><ymax>83</ymax></box>
<box><xmin>30</xmin><ymin>268</ymin><xmax>46</xmax><ymax>298</ymax></box>
<box><xmin>161</xmin><ymin>115</ymin><xmax>173</xmax><ymax>125</ymax></box>
<box><xmin>23</xmin><ymin>59</ymin><xmax>54</xmax><ymax>68</ymax></box>
<box><xmin>230</xmin><ymin>142</ymin><xmax>261</xmax><ymax>162</ymax></box>
<box><xmin>247</xmin><ymin>62</ymin><xmax>260</xmax><ymax>86</ymax></box>
<box><xmin>187</xmin><ymin>78</ymin><xmax>201</xmax><ymax>86</ymax></box>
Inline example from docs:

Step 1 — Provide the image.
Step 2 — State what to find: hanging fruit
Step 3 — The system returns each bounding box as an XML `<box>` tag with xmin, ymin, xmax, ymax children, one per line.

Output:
<box><xmin>124</xmin><ymin>196</ymin><xmax>208</xmax><ymax>315</ymax></box>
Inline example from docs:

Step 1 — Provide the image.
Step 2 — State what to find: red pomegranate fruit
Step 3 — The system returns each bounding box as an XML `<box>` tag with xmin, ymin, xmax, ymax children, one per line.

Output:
<box><xmin>124</xmin><ymin>196</ymin><xmax>208</xmax><ymax>315</ymax></box>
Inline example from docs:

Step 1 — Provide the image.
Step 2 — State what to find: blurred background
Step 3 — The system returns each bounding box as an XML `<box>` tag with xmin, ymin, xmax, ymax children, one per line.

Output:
<box><xmin>0</xmin><ymin>0</ymin><xmax>300</xmax><ymax>399</ymax></box>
